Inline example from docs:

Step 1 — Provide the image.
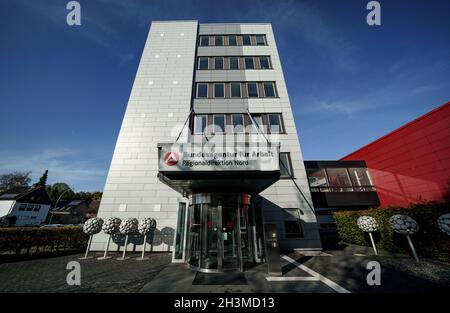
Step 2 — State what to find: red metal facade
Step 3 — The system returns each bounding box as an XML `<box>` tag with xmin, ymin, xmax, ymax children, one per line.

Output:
<box><xmin>342</xmin><ymin>102</ymin><xmax>450</xmax><ymax>208</ymax></box>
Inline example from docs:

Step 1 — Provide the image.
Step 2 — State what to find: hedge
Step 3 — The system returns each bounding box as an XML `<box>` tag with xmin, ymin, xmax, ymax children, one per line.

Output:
<box><xmin>0</xmin><ymin>226</ymin><xmax>88</xmax><ymax>256</ymax></box>
<box><xmin>333</xmin><ymin>202</ymin><xmax>450</xmax><ymax>263</ymax></box>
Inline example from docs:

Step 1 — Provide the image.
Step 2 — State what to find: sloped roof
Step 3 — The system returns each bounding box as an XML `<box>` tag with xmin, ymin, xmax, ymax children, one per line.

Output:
<box><xmin>51</xmin><ymin>199</ymin><xmax>88</xmax><ymax>212</ymax></box>
<box><xmin>0</xmin><ymin>186</ymin><xmax>39</xmax><ymax>200</ymax></box>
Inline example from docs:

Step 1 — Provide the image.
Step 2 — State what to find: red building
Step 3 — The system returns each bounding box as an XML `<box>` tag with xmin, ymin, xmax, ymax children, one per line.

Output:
<box><xmin>342</xmin><ymin>102</ymin><xmax>450</xmax><ymax>208</ymax></box>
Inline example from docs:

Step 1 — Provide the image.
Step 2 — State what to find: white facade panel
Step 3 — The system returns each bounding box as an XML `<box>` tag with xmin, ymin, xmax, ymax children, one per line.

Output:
<box><xmin>91</xmin><ymin>21</ymin><xmax>199</xmax><ymax>251</ymax></box>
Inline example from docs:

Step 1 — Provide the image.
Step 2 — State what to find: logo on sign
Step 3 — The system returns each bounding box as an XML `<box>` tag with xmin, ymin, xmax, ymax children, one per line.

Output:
<box><xmin>163</xmin><ymin>151</ymin><xmax>179</xmax><ymax>166</ymax></box>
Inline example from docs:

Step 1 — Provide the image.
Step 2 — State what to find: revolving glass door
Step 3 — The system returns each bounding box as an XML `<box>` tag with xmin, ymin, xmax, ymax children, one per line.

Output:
<box><xmin>187</xmin><ymin>193</ymin><xmax>252</xmax><ymax>272</ymax></box>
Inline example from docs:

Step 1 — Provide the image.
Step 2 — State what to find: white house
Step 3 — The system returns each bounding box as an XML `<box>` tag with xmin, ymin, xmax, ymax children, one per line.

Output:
<box><xmin>0</xmin><ymin>186</ymin><xmax>52</xmax><ymax>227</ymax></box>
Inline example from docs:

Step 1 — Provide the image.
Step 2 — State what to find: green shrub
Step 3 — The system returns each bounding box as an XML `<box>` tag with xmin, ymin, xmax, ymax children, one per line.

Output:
<box><xmin>0</xmin><ymin>226</ymin><xmax>88</xmax><ymax>255</ymax></box>
<box><xmin>333</xmin><ymin>202</ymin><xmax>450</xmax><ymax>263</ymax></box>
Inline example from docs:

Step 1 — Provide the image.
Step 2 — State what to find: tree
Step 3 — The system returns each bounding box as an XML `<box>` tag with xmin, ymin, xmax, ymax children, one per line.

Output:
<box><xmin>36</xmin><ymin>170</ymin><xmax>48</xmax><ymax>187</ymax></box>
<box><xmin>0</xmin><ymin>171</ymin><xmax>31</xmax><ymax>192</ymax></box>
<box><xmin>73</xmin><ymin>191</ymin><xmax>103</xmax><ymax>202</ymax></box>
<box><xmin>46</xmin><ymin>183</ymin><xmax>75</xmax><ymax>203</ymax></box>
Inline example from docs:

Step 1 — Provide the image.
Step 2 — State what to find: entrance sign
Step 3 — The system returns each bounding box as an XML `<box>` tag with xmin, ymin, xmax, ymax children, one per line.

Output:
<box><xmin>158</xmin><ymin>143</ymin><xmax>280</xmax><ymax>172</ymax></box>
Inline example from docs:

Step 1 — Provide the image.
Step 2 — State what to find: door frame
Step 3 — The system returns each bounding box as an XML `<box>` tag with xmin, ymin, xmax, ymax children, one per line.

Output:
<box><xmin>186</xmin><ymin>193</ymin><xmax>245</xmax><ymax>273</ymax></box>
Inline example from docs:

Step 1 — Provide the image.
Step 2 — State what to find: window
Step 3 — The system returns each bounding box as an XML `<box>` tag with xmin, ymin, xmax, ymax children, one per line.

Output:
<box><xmin>228</xmin><ymin>35</ymin><xmax>237</xmax><ymax>46</ymax></box>
<box><xmin>256</xmin><ymin>35</ymin><xmax>266</xmax><ymax>46</ymax></box>
<box><xmin>244</xmin><ymin>57</ymin><xmax>255</xmax><ymax>69</ymax></box>
<box><xmin>18</xmin><ymin>203</ymin><xmax>26</xmax><ymax>211</ymax></box>
<box><xmin>348</xmin><ymin>168</ymin><xmax>374</xmax><ymax>191</ymax></box>
<box><xmin>232</xmin><ymin>114</ymin><xmax>244</xmax><ymax>133</ymax></box>
<box><xmin>199</xmin><ymin>36</ymin><xmax>209</xmax><ymax>46</ymax></box>
<box><xmin>33</xmin><ymin>204</ymin><xmax>40</xmax><ymax>212</ymax></box>
<box><xmin>214</xmin><ymin>83</ymin><xmax>225</xmax><ymax>98</ymax></box>
<box><xmin>326</xmin><ymin>168</ymin><xmax>352</xmax><ymax>191</ymax></box>
<box><xmin>214</xmin><ymin>36</ymin><xmax>223</xmax><ymax>46</ymax></box>
<box><xmin>307</xmin><ymin>168</ymin><xmax>329</xmax><ymax>188</ymax></box>
<box><xmin>268</xmin><ymin>114</ymin><xmax>283</xmax><ymax>133</ymax></box>
<box><xmin>198</xmin><ymin>57</ymin><xmax>209</xmax><ymax>70</ymax></box>
<box><xmin>263</xmin><ymin>82</ymin><xmax>276</xmax><ymax>97</ymax></box>
<box><xmin>196</xmin><ymin>83</ymin><xmax>208</xmax><ymax>98</ymax></box>
<box><xmin>214</xmin><ymin>57</ymin><xmax>224</xmax><ymax>70</ymax></box>
<box><xmin>283</xmin><ymin>209</ymin><xmax>303</xmax><ymax>238</ymax></box>
<box><xmin>251</xmin><ymin>114</ymin><xmax>263</xmax><ymax>133</ymax></box>
<box><xmin>194</xmin><ymin>115</ymin><xmax>207</xmax><ymax>134</ymax></box>
<box><xmin>26</xmin><ymin>204</ymin><xmax>33</xmax><ymax>211</ymax></box>
<box><xmin>174</xmin><ymin>202</ymin><xmax>186</xmax><ymax>260</ymax></box>
<box><xmin>259</xmin><ymin>56</ymin><xmax>270</xmax><ymax>69</ymax></box>
<box><xmin>229</xmin><ymin>57</ymin><xmax>239</xmax><ymax>70</ymax></box>
<box><xmin>230</xmin><ymin>83</ymin><xmax>241</xmax><ymax>98</ymax></box>
<box><xmin>213</xmin><ymin>115</ymin><xmax>225</xmax><ymax>133</ymax></box>
<box><xmin>247</xmin><ymin>82</ymin><xmax>259</xmax><ymax>98</ymax></box>
<box><xmin>280</xmin><ymin>152</ymin><xmax>293</xmax><ymax>178</ymax></box>
<box><xmin>242</xmin><ymin>35</ymin><xmax>251</xmax><ymax>46</ymax></box>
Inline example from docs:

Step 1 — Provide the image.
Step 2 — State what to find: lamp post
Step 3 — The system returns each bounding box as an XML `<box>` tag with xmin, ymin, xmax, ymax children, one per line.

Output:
<box><xmin>49</xmin><ymin>188</ymin><xmax>72</xmax><ymax>224</ymax></box>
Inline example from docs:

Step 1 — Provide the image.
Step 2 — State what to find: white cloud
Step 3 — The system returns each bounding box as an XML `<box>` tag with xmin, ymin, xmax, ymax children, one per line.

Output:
<box><xmin>0</xmin><ymin>148</ymin><xmax>106</xmax><ymax>191</ymax></box>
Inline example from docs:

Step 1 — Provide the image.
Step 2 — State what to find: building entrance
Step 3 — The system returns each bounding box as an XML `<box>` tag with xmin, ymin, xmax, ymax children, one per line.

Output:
<box><xmin>186</xmin><ymin>193</ymin><xmax>261</xmax><ymax>272</ymax></box>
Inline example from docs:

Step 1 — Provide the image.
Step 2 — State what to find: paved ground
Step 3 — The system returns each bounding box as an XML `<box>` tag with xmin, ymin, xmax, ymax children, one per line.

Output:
<box><xmin>0</xmin><ymin>251</ymin><xmax>172</xmax><ymax>292</ymax></box>
<box><xmin>1</xmin><ymin>244</ymin><xmax>449</xmax><ymax>293</ymax></box>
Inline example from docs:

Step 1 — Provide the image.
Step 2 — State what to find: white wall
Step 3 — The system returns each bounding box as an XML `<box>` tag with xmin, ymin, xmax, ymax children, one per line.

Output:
<box><xmin>10</xmin><ymin>202</ymin><xmax>51</xmax><ymax>226</ymax></box>
<box><xmin>92</xmin><ymin>21</ymin><xmax>199</xmax><ymax>252</ymax></box>
<box><xmin>0</xmin><ymin>200</ymin><xmax>14</xmax><ymax>217</ymax></box>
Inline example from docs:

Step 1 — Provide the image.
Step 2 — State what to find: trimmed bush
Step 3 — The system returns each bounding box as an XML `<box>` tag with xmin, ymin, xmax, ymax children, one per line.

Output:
<box><xmin>333</xmin><ymin>202</ymin><xmax>450</xmax><ymax>263</ymax></box>
<box><xmin>0</xmin><ymin>226</ymin><xmax>88</xmax><ymax>256</ymax></box>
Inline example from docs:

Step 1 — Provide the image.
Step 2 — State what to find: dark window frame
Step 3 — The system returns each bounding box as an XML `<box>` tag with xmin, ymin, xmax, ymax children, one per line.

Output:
<box><xmin>231</xmin><ymin>114</ymin><xmax>245</xmax><ymax>133</ymax></box>
<box><xmin>247</xmin><ymin>82</ymin><xmax>259</xmax><ymax>98</ymax></box>
<box><xmin>198</xmin><ymin>34</ymin><xmax>268</xmax><ymax>47</ymax></box>
<box><xmin>214</xmin><ymin>57</ymin><xmax>224</xmax><ymax>70</ymax></box>
<box><xmin>198</xmin><ymin>57</ymin><xmax>209</xmax><ymax>70</ymax></box>
<box><xmin>280</xmin><ymin>152</ymin><xmax>294</xmax><ymax>178</ymax></box>
<box><xmin>229</xmin><ymin>57</ymin><xmax>239</xmax><ymax>70</ymax></box>
<box><xmin>213</xmin><ymin>83</ymin><xmax>225</xmax><ymax>98</ymax></box>
<box><xmin>259</xmin><ymin>56</ymin><xmax>271</xmax><ymax>69</ymax></box>
<box><xmin>214</xmin><ymin>35</ymin><xmax>223</xmax><ymax>46</ymax></box>
<box><xmin>244</xmin><ymin>57</ymin><xmax>255</xmax><ymax>69</ymax></box>
<box><xmin>283</xmin><ymin>208</ymin><xmax>304</xmax><ymax>239</ymax></box>
<box><xmin>263</xmin><ymin>82</ymin><xmax>277</xmax><ymax>97</ymax></box>
<box><xmin>242</xmin><ymin>35</ymin><xmax>252</xmax><ymax>46</ymax></box>
<box><xmin>228</xmin><ymin>35</ymin><xmax>237</xmax><ymax>46</ymax></box>
<box><xmin>230</xmin><ymin>82</ymin><xmax>242</xmax><ymax>98</ymax></box>
<box><xmin>268</xmin><ymin>113</ymin><xmax>285</xmax><ymax>133</ymax></box>
<box><xmin>194</xmin><ymin>115</ymin><xmax>208</xmax><ymax>134</ymax></box>
<box><xmin>196</xmin><ymin>83</ymin><xmax>208</xmax><ymax>98</ymax></box>
<box><xmin>256</xmin><ymin>35</ymin><xmax>267</xmax><ymax>46</ymax></box>
<box><xmin>213</xmin><ymin>114</ymin><xmax>226</xmax><ymax>134</ymax></box>
<box><xmin>199</xmin><ymin>35</ymin><xmax>209</xmax><ymax>46</ymax></box>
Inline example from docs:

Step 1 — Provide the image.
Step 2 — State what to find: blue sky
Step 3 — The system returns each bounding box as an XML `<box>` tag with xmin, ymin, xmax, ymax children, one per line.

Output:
<box><xmin>0</xmin><ymin>0</ymin><xmax>449</xmax><ymax>191</ymax></box>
